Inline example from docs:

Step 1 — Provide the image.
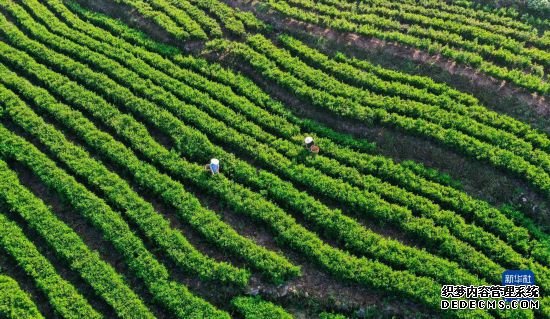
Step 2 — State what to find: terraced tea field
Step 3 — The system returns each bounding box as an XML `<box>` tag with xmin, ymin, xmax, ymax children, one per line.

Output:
<box><xmin>0</xmin><ymin>0</ymin><xmax>549</xmax><ymax>318</ymax></box>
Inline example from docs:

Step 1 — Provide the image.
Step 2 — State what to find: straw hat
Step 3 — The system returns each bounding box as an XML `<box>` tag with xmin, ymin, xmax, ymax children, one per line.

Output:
<box><xmin>211</xmin><ymin>158</ymin><xmax>219</xmax><ymax>165</ymax></box>
<box><xmin>304</xmin><ymin>136</ymin><xmax>313</xmax><ymax>144</ymax></box>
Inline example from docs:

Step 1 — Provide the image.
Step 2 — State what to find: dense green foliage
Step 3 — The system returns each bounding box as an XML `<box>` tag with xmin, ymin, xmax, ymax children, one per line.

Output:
<box><xmin>0</xmin><ymin>104</ymin><xmax>230</xmax><ymax>319</ymax></box>
<box><xmin>0</xmin><ymin>31</ymin><xmax>297</xmax><ymax>286</ymax></box>
<box><xmin>207</xmin><ymin>36</ymin><xmax>550</xmax><ymax>199</ymax></box>
<box><xmin>261</xmin><ymin>0</ymin><xmax>550</xmax><ymax>93</ymax></box>
<box><xmin>0</xmin><ymin>157</ymin><xmax>155</xmax><ymax>319</ymax></box>
<box><xmin>0</xmin><ymin>211</ymin><xmax>100</xmax><ymax>319</ymax></box>
<box><xmin>0</xmin><ymin>274</ymin><xmax>43</xmax><ymax>319</ymax></box>
<box><xmin>232</xmin><ymin>296</ymin><xmax>294</xmax><ymax>319</ymax></box>
<box><xmin>0</xmin><ymin>0</ymin><xmax>548</xmax><ymax>318</ymax></box>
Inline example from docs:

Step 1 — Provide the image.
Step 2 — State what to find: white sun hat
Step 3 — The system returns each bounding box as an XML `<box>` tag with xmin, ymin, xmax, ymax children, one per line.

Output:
<box><xmin>304</xmin><ymin>136</ymin><xmax>313</xmax><ymax>144</ymax></box>
<box><xmin>211</xmin><ymin>158</ymin><xmax>219</xmax><ymax>165</ymax></box>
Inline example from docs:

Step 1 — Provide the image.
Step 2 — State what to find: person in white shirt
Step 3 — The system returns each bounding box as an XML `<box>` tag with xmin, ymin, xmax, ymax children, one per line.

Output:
<box><xmin>304</xmin><ymin>136</ymin><xmax>319</xmax><ymax>154</ymax></box>
<box><xmin>208</xmin><ymin>158</ymin><xmax>220</xmax><ymax>175</ymax></box>
<box><xmin>304</xmin><ymin>136</ymin><xmax>314</xmax><ymax>150</ymax></box>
